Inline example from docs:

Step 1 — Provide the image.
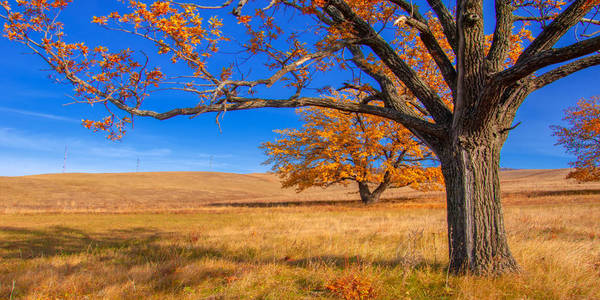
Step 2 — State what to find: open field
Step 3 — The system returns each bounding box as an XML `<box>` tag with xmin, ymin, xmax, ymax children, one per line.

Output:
<box><xmin>0</xmin><ymin>169</ymin><xmax>599</xmax><ymax>299</ymax></box>
<box><xmin>1</xmin><ymin>169</ymin><xmax>600</xmax><ymax>213</ymax></box>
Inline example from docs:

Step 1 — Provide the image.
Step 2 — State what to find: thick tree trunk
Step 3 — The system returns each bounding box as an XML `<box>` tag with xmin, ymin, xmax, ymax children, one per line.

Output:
<box><xmin>438</xmin><ymin>134</ymin><xmax>518</xmax><ymax>274</ymax></box>
<box><xmin>357</xmin><ymin>181</ymin><xmax>386</xmax><ymax>204</ymax></box>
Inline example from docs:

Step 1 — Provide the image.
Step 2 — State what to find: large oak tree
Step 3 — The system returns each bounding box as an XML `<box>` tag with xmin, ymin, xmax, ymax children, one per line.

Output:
<box><xmin>2</xmin><ymin>0</ymin><xmax>599</xmax><ymax>274</ymax></box>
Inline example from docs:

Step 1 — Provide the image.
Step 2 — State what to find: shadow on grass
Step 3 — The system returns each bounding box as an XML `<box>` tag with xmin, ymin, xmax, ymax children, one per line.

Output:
<box><xmin>208</xmin><ymin>199</ymin><xmax>364</xmax><ymax>207</ymax></box>
<box><xmin>0</xmin><ymin>225</ymin><xmax>447</xmax><ymax>297</ymax></box>
<box><xmin>284</xmin><ymin>254</ymin><xmax>447</xmax><ymax>273</ymax></box>
<box><xmin>207</xmin><ymin>196</ymin><xmax>420</xmax><ymax>208</ymax></box>
<box><xmin>505</xmin><ymin>188</ymin><xmax>600</xmax><ymax>198</ymax></box>
<box><xmin>213</xmin><ymin>188</ymin><xmax>600</xmax><ymax>208</ymax></box>
<box><xmin>0</xmin><ymin>225</ymin><xmax>160</xmax><ymax>259</ymax></box>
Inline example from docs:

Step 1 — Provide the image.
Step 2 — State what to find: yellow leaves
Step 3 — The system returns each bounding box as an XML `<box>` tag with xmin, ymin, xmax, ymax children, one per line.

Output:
<box><xmin>582</xmin><ymin>0</ymin><xmax>600</xmax><ymax>11</ymax></box>
<box><xmin>157</xmin><ymin>41</ymin><xmax>170</xmax><ymax>54</ymax></box>
<box><xmin>146</xmin><ymin>68</ymin><xmax>164</xmax><ymax>87</ymax></box>
<box><xmin>150</xmin><ymin>1</ymin><xmax>175</xmax><ymax>16</ymax></box>
<box><xmin>503</xmin><ymin>23</ymin><xmax>535</xmax><ymax>67</ymax></box>
<box><xmin>91</xmin><ymin>16</ymin><xmax>107</xmax><ymax>25</ymax></box>
<box><xmin>93</xmin><ymin>45</ymin><xmax>108</xmax><ymax>53</ymax></box>
<box><xmin>50</xmin><ymin>0</ymin><xmax>71</xmax><ymax>9</ymax></box>
<box><xmin>220</xmin><ymin>66</ymin><xmax>232</xmax><ymax>81</ymax></box>
<box><xmin>87</xmin><ymin>0</ymin><xmax>229</xmax><ymax>73</ymax></box>
<box><xmin>82</xmin><ymin>115</ymin><xmax>129</xmax><ymax>141</ymax></box>
<box><xmin>91</xmin><ymin>72</ymin><xmax>109</xmax><ymax>82</ymax></box>
<box><xmin>262</xmin><ymin>90</ymin><xmax>443</xmax><ymax>193</ymax></box>
<box><xmin>1</xmin><ymin>1</ymin><xmax>10</xmax><ymax>11</ymax></box>
<box><xmin>237</xmin><ymin>15</ymin><xmax>251</xmax><ymax>24</ymax></box>
<box><xmin>208</xmin><ymin>16</ymin><xmax>223</xmax><ymax>29</ymax></box>
<box><xmin>2</xmin><ymin>2</ymin><xmax>166</xmax><ymax>141</ymax></box>
<box><xmin>312</xmin><ymin>0</ymin><xmax>326</xmax><ymax>7</ymax></box>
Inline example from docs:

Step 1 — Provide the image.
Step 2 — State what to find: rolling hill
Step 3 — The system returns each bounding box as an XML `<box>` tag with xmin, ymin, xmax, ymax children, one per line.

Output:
<box><xmin>1</xmin><ymin>169</ymin><xmax>599</xmax><ymax>213</ymax></box>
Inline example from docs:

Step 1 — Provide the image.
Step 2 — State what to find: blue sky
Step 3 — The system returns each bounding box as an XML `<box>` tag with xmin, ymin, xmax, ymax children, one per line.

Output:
<box><xmin>0</xmin><ymin>1</ymin><xmax>598</xmax><ymax>176</ymax></box>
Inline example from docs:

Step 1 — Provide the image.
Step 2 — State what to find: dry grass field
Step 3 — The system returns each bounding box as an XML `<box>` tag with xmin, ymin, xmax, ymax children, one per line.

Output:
<box><xmin>1</xmin><ymin>169</ymin><xmax>599</xmax><ymax>213</ymax></box>
<box><xmin>0</xmin><ymin>169</ymin><xmax>599</xmax><ymax>299</ymax></box>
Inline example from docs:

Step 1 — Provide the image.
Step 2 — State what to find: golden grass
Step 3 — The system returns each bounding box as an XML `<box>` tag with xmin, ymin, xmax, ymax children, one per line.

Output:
<box><xmin>0</xmin><ymin>169</ymin><xmax>599</xmax><ymax>299</ymax></box>
<box><xmin>0</xmin><ymin>202</ymin><xmax>599</xmax><ymax>299</ymax></box>
<box><xmin>1</xmin><ymin>169</ymin><xmax>599</xmax><ymax>213</ymax></box>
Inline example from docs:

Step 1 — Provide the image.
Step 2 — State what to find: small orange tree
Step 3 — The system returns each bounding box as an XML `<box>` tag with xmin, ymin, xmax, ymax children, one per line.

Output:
<box><xmin>552</xmin><ymin>96</ymin><xmax>600</xmax><ymax>182</ymax></box>
<box><xmin>262</xmin><ymin>92</ymin><xmax>442</xmax><ymax>204</ymax></box>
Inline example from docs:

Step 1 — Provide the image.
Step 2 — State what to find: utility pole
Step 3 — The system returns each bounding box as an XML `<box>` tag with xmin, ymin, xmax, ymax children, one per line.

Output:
<box><xmin>62</xmin><ymin>145</ymin><xmax>68</xmax><ymax>173</ymax></box>
<box><xmin>136</xmin><ymin>157</ymin><xmax>140</xmax><ymax>172</ymax></box>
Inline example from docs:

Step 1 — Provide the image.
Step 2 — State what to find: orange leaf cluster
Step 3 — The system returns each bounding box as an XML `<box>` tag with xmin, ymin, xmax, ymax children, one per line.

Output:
<box><xmin>96</xmin><ymin>1</ymin><xmax>229</xmax><ymax>67</ymax></box>
<box><xmin>82</xmin><ymin>116</ymin><xmax>129</xmax><ymax>141</ymax></box>
<box><xmin>552</xmin><ymin>96</ymin><xmax>600</xmax><ymax>182</ymax></box>
<box><xmin>325</xmin><ymin>271</ymin><xmax>377</xmax><ymax>300</ymax></box>
<box><xmin>0</xmin><ymin>0</ymin><xmax>558</xmax><ymax>144</ymax></box>
<box><xmin>1</xmin><ymin>0</ymin><xmax>174</xmax><ymax>140</ymax></box>
<box><xmin>262</xmin><ymin>91</ymin><xmax>443</xmax><ymax>192</ymax></box>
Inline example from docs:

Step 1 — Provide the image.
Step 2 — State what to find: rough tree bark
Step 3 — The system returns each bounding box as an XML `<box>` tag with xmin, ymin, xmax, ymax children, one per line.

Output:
<box><xmin>436</xmin><ymin>122</ymin><xmax>518</xmax><ymax>273</ymax></box>
<box><xmin>357</xmin><ymin>180</ymin><xmax>390</xmax><ymax>204</ymax></box>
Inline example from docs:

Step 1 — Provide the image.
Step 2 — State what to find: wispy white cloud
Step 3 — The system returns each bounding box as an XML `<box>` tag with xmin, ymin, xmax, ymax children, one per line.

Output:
<box><xmin>16</xmin><ymin>90</ymin><xmax>67</xmax><ymax>100</ymax></box>
<box><xmin>0</xmin><ymin>128</ymin><xmax>172</xmax><ymax>158</ymax></box>
<box><xmin>0</xmin><ymin>127</ymin><xmax>69</xmax><ymax>151</ymax></box>
<box><xmin>0</xmin><ymin>128</ymin><xmax>241</xmax><ymax>175</ymax></box>
<box><xmin>0</xmin><ymin>156</ymin><xmax>62</xmax><ymax>176</ymax></box>
<box><xmin>0</xmin><ymin>106</ymin><xmax>78</xmax><ymax>122</ymax></box>
<box><xmin>192</xmin><ymin>153</ymin><xmax>234</xmax><ymax>159</ymax></box>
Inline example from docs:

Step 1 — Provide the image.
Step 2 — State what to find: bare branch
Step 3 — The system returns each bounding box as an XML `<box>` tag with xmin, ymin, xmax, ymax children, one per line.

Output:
<box><xmin>515</xmin><ymin>15</ymin><xmax>600</xmax><ymax>26</ymax></box>
<box><xmin>388</xmin><ymin>0</ymin><xmax>457</xmax><ymax>98</ymax></box>
<box><xmin>108</xmin><ymin>95</ymin><xmax>445</xmax><ymax>137</ymax></box>
<box><xmin>580</xmin><ymin>18</ymin><xmax>600</xmax><ymax>26</ymax></box>
<box><xmin>328</xmin><ymin>0</ymin><xmax>453</xmax><ymax>125</ymax></box>
<box><xmin>345</xmin><ymin>44</ymin><xmax>436</xmax><ymax>132</ymax></box>
<box><xmin>486</xmin><ymin>0</ymin><xmax>514</xmax><ymax>72</ymax></box>
<box><xmin>423</xmin><ymin>0</ymin><xmax>458</xmax><ymax>54</ymax></box>
<box><xmin>497</xmin><ymin>35</ymin><xmax>600</xmax><ymax>84</ymax></box>
<box><xmin>170</xmin><ymin>0</ymin><xmax>234</xmax><ymax>10</ymax></box>
<box><xmin>531</xmin><ymin>54</ymin><xmax>600</xmax><ymax>89</ymax></box>
<box><xmin>279</xmin><ymin>0</ymin><xmax>335</xmax><ymax>25</ymax></box>
<box><xmin>346</xmin><ymin>45</ymin><xmax>403</xmax><ymax>107</ymax></box>
<box><xmin>583</xmin><ymin>30</ymin><xmax>600</xmax><ymax>37</ymax></box>
<box><xmin>265</xmin><ymin>44</ymin><xmax>345</xmax><ymax>87</ymax></box>
<box><xmin>231</xmin><ymin>0</ymin><xmax>248</xmax><ymax>16</ymax></box>
<box><xmin>518</xmin><ymin>0</ymin><xmax>598</xmax><ymax>60</ymax></box>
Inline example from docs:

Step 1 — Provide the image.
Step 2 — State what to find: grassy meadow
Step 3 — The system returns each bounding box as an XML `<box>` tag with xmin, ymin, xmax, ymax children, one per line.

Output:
<box><xmin>0</xmin><ymin>169</ymin><xmax>599</xmax><ymax>299</ymax></box>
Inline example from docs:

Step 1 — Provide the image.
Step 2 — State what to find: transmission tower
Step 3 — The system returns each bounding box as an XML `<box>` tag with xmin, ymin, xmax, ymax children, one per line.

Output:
<box><xmin>62</xmin><ymin>145</ymin><xmax>68</xmax><ymax>173</ymax></box>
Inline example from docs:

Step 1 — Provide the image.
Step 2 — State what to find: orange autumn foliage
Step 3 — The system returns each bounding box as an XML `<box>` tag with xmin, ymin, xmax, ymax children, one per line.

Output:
<box><xmin>0</xmin><ymin>0</ymin><xmax>224</xmax><ymax>140</ymax></box>
<box><xmin>552</xmin><ymin>96</ymin><xmax>600</xmax><ymax>182</ymax></box>
<box><xmin>262</xmin><ymin>91</ymin><xmax>443</xmax><ymax>198</ymax></box>
<box><xmin>0</xmin><ymin>0</ymin><xmax>535</xmax><ymax>140</ymax></box>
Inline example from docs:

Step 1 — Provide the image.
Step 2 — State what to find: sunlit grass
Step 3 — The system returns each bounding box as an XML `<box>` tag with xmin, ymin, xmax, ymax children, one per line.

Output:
<box><xmin>1</xmin><ymin>201</ymin><xmax>598</xmax><ymax>299</ymax></box>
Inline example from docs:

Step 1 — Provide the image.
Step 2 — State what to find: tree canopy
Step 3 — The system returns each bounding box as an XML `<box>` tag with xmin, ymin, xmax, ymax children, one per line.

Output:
<box><xmin>552</xmin><ymin>96</ymin><xmax>600</xmax><ymax>182</ymax></box>
<box><xmin>262</xmin><ymin>92</ymin><xmax>443</xmax><ymax>204</ymax></box>
<box><xmin>2</xmin><ymin>0</ymin><xmax>599</xmax><ymax>274</ymax></box>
